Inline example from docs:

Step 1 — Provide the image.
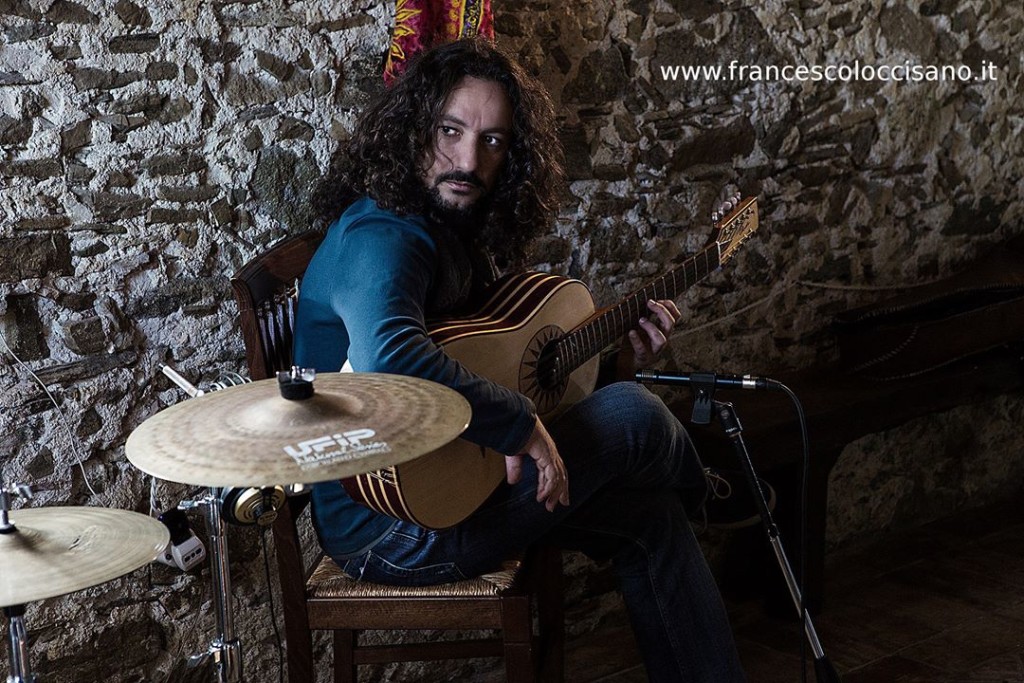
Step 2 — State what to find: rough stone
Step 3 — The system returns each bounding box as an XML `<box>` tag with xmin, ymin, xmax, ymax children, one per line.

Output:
<box><xmin>255</xmin><ymin>49</ymin><xmax>294</xmax><ymax>82</ymax></box>
<box><xmin>5</xmin><ymin>21</ymin><xmax>55</xmax><ymax>42</ymax></box>
<box><xmin>665</xmin><ymin>0</ymin><xmax>723</xmax><ymax>22</ymax></box>
<box><xmin>920</xmin><ymin>0</ymin><xmax>958</xmax><ymax>16</ymax></box>
<box><xmin>45</xmin><ymin>0</ymin><xmax>98</xmax><ymax>24</ymax></box>
<box><xmin>101</xmin><ymin>113</ymin><xmax>148</xmax><ymax>141</ymax></box>
<box><xmin>145</xmin><ymin>61</ymin><xmax>178</xmax><ymax>81</ymax></box>
<box><xmin>59</xmin><ymin>316</ymin><xmax>107</xmax><ymax>355</ymax></box>
<box><xmin>671</xmin><ymin>117</ymin><xmax>756</xmax><ymax>169</ymax></box>
<box><xmin>19</xmin><ymin>91</ymin><xmax>46</xmax><ymax>118</ymax></box>
<box><xmin>110</xmin><ymin>92</ymin><xmax>165</xmax><ymax>117</ymax></box>
<box><xmin>106</xmin><ymin>171</ymin><xmax>136</xmax><ymax>188</ymax></box>
<box><xmin>141</xmin><ymin>152</ymin><xmax>207</xmax><ymax>176</ymax></box>
<box><xmin>3</xmin><ymin>159</ymin><xmax>62</xmax><ymax>178</ymax></box>
<box><xmin>243</xmin><ymin>129</ymin><xmax>263</xmax><ymax>151</ymax></box>
<box><xmin>0</xmin><ymin>115</ymin><xmax>32</xmax><ymax>145</ymax></box>
<box><xmin>33</xmin><ymin>350</ymin><xmax>137</xmax><ymax>384</ymax></box>
<box><xmin>126</xmin><ymin>277</ymin><xmax>229</xmax><ymax>318</ymax></box>
<box><xmin>24</xmin><ymin>448</ymin><xmax>54</xmax><ymax>479</ymax></box>
<box><xmin>113</xmin><ymin>0</ymin><xmax>151</xmax><ymax>27</ymax></box>
<box><xmin>249</xmin><ymin>145</ymin><xmax>318</xmax><ymax>232</ymax></box>
<box><xmin>60</xmin><ymin>119</ymin><xmax>92</xmax><ymax>153</ymax></box>
<box><xmin>89</xmin><ymin>191</ymin><xmax>152</xmax><ymax>221</ymax></box>
<box><xmin>157</xmin><ymin>185</ymin><xmax>219</xmax><ymax>202</ymax></box>
<box><xmin>193</xmin><ymin>38</ymin><xmax>242</xmax><ymax>64</ymax></box>
<box><xmin>49</xmin><ymin>43</ymin><xmax>82</xmax><ymax>59</ymax></box>
<box><xmin>881</xmin><ymin>4</ymin><xmax>936</xmax><ymax>60</ymax></box>
<box><xmin>77</xmin><ymin>407</ymin><xmax>103</xmax><ymax>438</ymax></box>
<box><xmin>210</xmin><ymin>198</ymin><xmax>233</xmax><ymax>226</ymax></box>
<box><xmin>146</xmin><ymin>207</ymin><xmax>204</xmax><ymax>224</ymax></box>
<box><xmin>75</xmin><ymin>241</ymin><xmax>109</xmax><ymax>257</ymax></box>
<box><xmin>0</xmin><ymin>0</ymin><xmax>42</xmax><ymax>19</ymax></box>
<box><xmin>310</xmin><ymin>14</ymin><xmax>374</xmax><ymax>32</ymax></box>
<box><xmin>0</xmin><ymin>71</ymin><xmax>33</xmax><ymax>85</ymax></box>
<box><xmin>72</xmin><ymin>67</ymin><xmax>144</xmax><ymax>90</ymax></box>
<box><xmin>942</xmin><ymin>197</ymin><xmax>1005</xmax><ymax>236</ymax></box>
<box><xmin>67</xmin><ymin>162</ymin><xmax>96</xmax><ymax>184</ymax></box>
<box><xmin>108</xmin><ymin>32</ymin><xmax>160</xmax><ymax>53</ymax></box>
<box><xmin>13</xmin><ymin>215</ymin><xmax>71</xmax><ymax>231</ymax></box>
<box><xmin>0</xmin><ymin>294</ymin><xmax>49</xmax><ymax>360</ymax></box>
<box><xmin>0</xmin><ymin>234</ymin><xmax>72</xmax><ymax>280</ymax></box>
<box><xmin>528</xmin><ymin>235</ymin><xmax>572</xmax><ymax>264</ymax></box>
<box><xmin>559</xmin><ymin>125</ymin><xmax>593</xmax><ymax>181</ymax></box>
<box><xmin>279</xmin><ymin>116</ymin><xmax>314</xmax><ymax>141</ymax></box>
<box><xmin>563</xmin><ymin>46</ymin><xmax>629</xmax><ymax>105</ymax></box>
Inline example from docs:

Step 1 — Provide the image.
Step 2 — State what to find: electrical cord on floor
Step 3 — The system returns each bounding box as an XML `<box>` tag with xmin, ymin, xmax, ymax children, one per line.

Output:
<box><xmin>260</xmin><ymin>527</ymin><xmax>285</xmax><ymax>683</ymax></box>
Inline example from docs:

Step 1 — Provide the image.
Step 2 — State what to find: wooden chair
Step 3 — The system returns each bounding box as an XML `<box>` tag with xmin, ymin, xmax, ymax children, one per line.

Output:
<box><xmin>230</xmin><ymin>230</ymin><xmax>565</xmax><ymax>683</ymax></box>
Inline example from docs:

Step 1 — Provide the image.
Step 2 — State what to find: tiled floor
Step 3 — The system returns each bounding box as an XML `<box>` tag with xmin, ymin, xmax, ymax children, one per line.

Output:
<box><xmin>563</xmin><ymin>497</ymin><xmax>1024</xmax><ymax>682</ymax></box>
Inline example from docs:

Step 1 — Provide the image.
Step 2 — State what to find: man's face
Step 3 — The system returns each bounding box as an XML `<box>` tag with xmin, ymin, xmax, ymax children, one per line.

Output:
<box><xmin>420</xmin><ymin>76</ymin><xmax>513</xmax><ymax>214</ymax></box>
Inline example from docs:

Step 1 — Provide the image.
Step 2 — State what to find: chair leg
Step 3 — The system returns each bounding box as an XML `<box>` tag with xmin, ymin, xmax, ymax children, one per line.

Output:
<box><xmin>501</xmin><ymin>593</ymin><xmax>536</xmax><ymax>683</ymax></box>
<box><xmin>535</xmin><ymin>546</ymin><xmax>565</xmax><ymax>683</ymax></box>
<box><xmin>333</xmin><ymin>629</ymin><xmax>357</xmax><ymax>683</ymax></box>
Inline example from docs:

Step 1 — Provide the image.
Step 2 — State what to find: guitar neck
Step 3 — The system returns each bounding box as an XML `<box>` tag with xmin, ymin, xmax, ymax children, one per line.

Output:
<box><xmin>553</xmin><ymin>244</ymin><xmax>721</xmax><ymax>380</ymax></box>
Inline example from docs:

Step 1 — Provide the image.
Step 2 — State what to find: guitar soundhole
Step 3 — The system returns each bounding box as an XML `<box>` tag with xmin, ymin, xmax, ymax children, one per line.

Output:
<box><xmin>519</xmin><ymin>325</ymin><xmax>567</xmax><ymax>414</ymax></box>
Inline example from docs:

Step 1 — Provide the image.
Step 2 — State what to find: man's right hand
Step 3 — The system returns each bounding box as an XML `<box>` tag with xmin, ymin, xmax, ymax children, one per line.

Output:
<box><xmin>505</xmin><ymin>417</ymin><xmax>570</xmax><ymax>512</ymax></box>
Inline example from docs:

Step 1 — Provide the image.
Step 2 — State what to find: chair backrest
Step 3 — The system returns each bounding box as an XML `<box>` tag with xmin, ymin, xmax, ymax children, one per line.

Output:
<box><xmin>230</xmin><ymin>230</ymin><xmax>326</xmax><ymax>380</ymax></box>
<box><xmin>230</xmin><ymin>229</ymin><xmax>328</xmax><ymax>682</ymax></box>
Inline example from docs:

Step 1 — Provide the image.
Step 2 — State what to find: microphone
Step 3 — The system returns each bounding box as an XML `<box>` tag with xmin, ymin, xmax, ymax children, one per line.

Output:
<box><xmin>159</xmin><ymin>363</ymin><xmax>204</xmax><ymax>397</ymax></box>
<box><xmin>636</xmin><ymin>369</ymin><xmax>781</xmax><ymax>391</ymax></box>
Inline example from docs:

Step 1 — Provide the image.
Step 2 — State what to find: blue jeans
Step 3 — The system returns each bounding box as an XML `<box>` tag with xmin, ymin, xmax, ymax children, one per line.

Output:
<box><xmin>338</xmin><ymin>382</ymin><xmax>746</xmax><ymax>682</ymax></box>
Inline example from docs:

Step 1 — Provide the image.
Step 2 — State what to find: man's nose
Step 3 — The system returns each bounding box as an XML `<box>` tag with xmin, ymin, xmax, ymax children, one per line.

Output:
<box><xmin>453</xmin><ymin>137</ymin><xmax>480</xmax><ymax>172</ymax></box>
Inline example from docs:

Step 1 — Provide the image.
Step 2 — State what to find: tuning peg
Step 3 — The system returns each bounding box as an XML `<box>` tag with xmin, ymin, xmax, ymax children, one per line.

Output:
<box><xmin>711</xmin><ymin>210</ymin><xmax>721</xmax><ymax>222</ymax></box>
<box><xmin>733</xmin><ymin>192</ymin><xmax>742</xmax><ymax>204</ymax></box>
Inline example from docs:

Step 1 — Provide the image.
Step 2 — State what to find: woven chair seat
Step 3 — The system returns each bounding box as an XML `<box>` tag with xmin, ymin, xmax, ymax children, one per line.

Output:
<box><xmin>308</xmin><ymin>557</ymin><xmax>522</xmax><ymax>599</ymax></box>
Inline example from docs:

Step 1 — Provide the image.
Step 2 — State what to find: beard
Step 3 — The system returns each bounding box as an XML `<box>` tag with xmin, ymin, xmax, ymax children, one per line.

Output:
<box><xmin>423</xmin><ymin>172</ymin><xmax>492</xmax><ymax>236</ymax></box>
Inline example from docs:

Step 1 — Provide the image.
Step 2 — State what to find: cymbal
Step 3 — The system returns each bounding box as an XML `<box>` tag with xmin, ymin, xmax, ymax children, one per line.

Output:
<box><xmin>126</xmin><ymin>372</ymin><xmax>471</xmax><ymax>487</ymax></box>
<box><xmin>0</xmin><ymin>507</ymin><xmax>169</xmax><ymax>607</ymax></box>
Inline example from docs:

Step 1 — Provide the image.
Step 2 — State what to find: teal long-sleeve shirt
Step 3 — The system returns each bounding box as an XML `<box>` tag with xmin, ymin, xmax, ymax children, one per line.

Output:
<box><xmin>293</xmin><ymin>197</ymin><xmax>537</xmax><ymax>557</ymax></box>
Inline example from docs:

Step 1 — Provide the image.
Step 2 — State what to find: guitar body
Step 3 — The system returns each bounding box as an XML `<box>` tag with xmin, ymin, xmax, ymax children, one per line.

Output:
<box><xmin>340</xmin><ymin>195</ymin><xmax>761</xmax><ymax>529</ymax></box>
<box><xmin>342</xmin><ymin>272</ymin><xmax>600</xmax><ymax>529</ymax></box>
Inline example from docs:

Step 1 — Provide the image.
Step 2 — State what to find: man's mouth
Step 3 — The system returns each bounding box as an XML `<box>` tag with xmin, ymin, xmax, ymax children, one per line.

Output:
<box><xmin>443</xmin><ymin>180</ymin><xmax>479</xmax><ymax>193</ymax></box>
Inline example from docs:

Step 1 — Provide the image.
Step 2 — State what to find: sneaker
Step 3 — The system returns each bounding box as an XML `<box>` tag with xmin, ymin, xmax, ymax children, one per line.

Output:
<box><xmin>698</xmin><ymin>468</ymin><xmax>776</xmax><ymax>531</ymax></box>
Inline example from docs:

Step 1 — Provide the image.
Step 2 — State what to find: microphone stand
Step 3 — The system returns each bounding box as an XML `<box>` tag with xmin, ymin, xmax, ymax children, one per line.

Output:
<box><xmin>638</xmin><ymin>371</ymin><xmax>841</xmax><ymax>683</ymax></box>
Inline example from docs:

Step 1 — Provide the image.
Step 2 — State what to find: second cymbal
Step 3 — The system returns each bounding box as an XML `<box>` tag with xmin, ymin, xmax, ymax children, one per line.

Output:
<box><xmin>0</xmin><ymin>507</ymin><xmax>168</xmax><ymax>607</ymax></box>
<box><xmin>125</xmin><ymin>372</ymin><xmax>471</xmax><ymax>487</ymax></box>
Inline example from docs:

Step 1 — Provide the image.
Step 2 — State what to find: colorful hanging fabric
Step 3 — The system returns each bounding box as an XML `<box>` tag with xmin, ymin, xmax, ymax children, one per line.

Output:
<box><xmin>383</xmin><ymin>0</ymin><xmax>494</xmax><ymax>86</ymax></box>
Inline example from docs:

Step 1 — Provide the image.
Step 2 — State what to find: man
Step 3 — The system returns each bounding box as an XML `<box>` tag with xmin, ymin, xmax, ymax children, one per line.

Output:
<box><xmin>295</xmin><ymin>38</ymin><xmax>748</xmax><ymax>682</ymax></box>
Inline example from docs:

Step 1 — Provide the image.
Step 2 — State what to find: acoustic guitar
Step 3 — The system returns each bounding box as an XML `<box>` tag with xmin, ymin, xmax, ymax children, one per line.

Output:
<box><xmin>341</xmin><ymin>196</ymin><xmax>760</xmax><ymax>528</ymax></box>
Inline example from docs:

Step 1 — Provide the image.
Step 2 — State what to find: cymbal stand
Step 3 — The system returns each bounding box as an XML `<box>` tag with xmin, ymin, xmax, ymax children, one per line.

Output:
<box><xmin>2</xmin><ymin>482</ymin><xmax>36</xmax><ymax>683</ymax></box>
<box><xmin>160</xmin><ymin>366</ymin><xmax>243</xmax><ymax>681</ymax></box>
<box><xmin>4</xmin><ymin>605</ymin><xmax>34</xmax><ymax>683</ymax></box>
<box><xmin>180</xmin><ymin>490</ymin><xmax>243</xmax><ymax>683</ymax></box>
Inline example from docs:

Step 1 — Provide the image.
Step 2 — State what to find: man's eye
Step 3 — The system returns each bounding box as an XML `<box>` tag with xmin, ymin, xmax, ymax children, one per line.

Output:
<box><xmin>439</xmin><ymin>126</ymin><xmax>459</xmax><ymax>137</ymax></box>
<box><xmin>484</xmin><ymin>136</ymin><xmax>505</xmax><ymax>148</ymax></box>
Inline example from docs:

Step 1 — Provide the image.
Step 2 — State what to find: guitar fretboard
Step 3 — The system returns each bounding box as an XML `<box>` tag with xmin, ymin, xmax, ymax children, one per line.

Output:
<box><xmin>551</xmin><ymin>245</ymin><xmax>722</xmax><ymax>383</ymax></box>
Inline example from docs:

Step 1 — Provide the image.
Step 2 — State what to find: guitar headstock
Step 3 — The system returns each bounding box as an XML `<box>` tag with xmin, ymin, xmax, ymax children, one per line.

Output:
<box><xmin>708</xmin><ymin>196</ymin><xmax>759</xmax><ymax>264</ymax></box>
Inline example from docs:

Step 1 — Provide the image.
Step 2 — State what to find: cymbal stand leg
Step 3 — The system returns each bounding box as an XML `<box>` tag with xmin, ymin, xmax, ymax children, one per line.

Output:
<box><xmin>183</xmin><ymin>490</ymin><xmax>243</xmax><ymax>683</ymax></box>
<box><xmin>4</xmin><ymin>605</ymin><xmax>36</xmax><ymax>683</ymax></box>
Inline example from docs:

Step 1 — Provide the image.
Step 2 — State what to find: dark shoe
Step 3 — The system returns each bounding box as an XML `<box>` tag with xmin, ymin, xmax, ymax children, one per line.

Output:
<box><xmin>699</xmin><ymin>468</ymin><xmax>776</xmax><ymax>531</ymax></box>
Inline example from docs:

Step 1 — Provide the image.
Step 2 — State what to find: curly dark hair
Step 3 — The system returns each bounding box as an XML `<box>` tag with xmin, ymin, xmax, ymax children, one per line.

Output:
<box><xmin>313</xmin><ymin>38</ymin><xmax>565</xmax><ymax>267</ymax></box>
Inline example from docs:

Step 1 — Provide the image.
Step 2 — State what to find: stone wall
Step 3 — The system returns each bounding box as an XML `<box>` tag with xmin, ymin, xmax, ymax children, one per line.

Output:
<box><xmin>1</xmin><ymin>0</ymin><xmax>1021</xmax><ymax>680</ymax></box>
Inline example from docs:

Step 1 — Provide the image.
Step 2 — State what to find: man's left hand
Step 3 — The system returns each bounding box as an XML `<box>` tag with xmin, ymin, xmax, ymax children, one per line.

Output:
<box><xmin>626</xmin><ymin>298</ymin><xmax>680</xmax><ymax>368</ymax></box>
